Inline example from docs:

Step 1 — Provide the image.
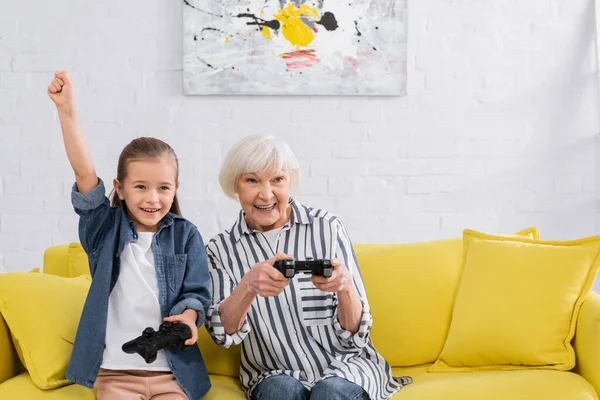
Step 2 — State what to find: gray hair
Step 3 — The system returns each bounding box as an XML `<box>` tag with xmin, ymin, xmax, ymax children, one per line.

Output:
<box><xmin>219</xmin><ymin>135</ymin><xmax>301</xmax><ymax>199</ymax></box>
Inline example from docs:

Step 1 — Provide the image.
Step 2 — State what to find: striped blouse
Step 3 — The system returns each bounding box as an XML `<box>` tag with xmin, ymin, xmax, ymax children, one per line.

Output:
<box><xmin>205</xmin><ymin>199</ymin><xmax>411</xmax><ymax>400</ymax></box>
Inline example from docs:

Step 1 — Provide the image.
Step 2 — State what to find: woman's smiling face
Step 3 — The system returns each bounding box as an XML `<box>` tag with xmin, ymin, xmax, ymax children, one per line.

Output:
<box><xmin>236</xmin><ymin>168</ymin><xmax>292</xmax><ymax>232</ymax></box>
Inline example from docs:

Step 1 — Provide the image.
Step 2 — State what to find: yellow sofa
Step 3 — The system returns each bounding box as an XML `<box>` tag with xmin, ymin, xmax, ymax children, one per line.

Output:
<box><xmin>0</xmin><ymin>240</ymin><xmax>599</xmax><ymax>400</ymax></box>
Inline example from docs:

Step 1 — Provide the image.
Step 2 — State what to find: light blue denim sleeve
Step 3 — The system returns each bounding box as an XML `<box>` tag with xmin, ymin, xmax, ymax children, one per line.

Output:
<box><xmin>169</xmin><ymin>228</ymin><xmax>212</xmax><ymax>328</ymax></box>
<box><xmin>71</xmin><ymin>178</ymin><xmax>112</xmax><ymax>274</ymax></box>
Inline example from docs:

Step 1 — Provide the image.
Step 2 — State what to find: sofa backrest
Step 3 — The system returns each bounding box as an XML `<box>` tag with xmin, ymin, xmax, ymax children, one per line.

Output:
<box><xmin>355</xmin><ymin>239</ymin><xmax>465</xmax><ymax>367</ymax></box>
<box><xmin>44</xmin><ymin>244</ymin><xmax>90</xmax><ymax>278</ymax></box>
<box><xmin>42</xmin><ymin>236</ymin><xmax>519</xmax><ymax>373</ymax></box>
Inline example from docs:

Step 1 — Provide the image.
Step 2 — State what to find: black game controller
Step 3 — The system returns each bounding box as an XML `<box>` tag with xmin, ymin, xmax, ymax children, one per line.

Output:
<box><xmin>273</xmin><ymin>258</ymin><xmax>333</xmax><ymax>278</ymax></box>
<box><xmin>122</xmin><ymin>321</ymin><xmax>192</xmax><ymax>363</ymax></box>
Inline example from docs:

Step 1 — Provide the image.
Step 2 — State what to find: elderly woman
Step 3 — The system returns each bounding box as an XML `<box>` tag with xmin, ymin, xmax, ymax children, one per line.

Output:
<box><xmin>205</xmin><ymin>135</ymin><xmax>411</xmax><ymax>400</ymax></box>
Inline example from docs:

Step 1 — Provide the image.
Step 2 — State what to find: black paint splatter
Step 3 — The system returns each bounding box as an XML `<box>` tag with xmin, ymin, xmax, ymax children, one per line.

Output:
<box><xmin>353</xmin><ymin>21</ymin><xmax>377</xmax><ymax>51</ymax></box>
<box><xmin>354</xmin><ymin>21</ymin><xmax>362</xmax><ymax>36</ymax></box>
<box><xmin>196</xmin><ymin>27</ymin><xmax>248</xmax><ymax>42</ymax></box>
<box><xmin>184</xmin><ymin>0</ymin><xmax>223</xmax><ymax>18</ymax></box>
<box><xmin>202</xmin><ymin>27</ymin><xmax>226</xmax><ymax>34</ymax></box>
<box><xmin>316</xmin><ymin>12</ymin><xmax>338</xmax><ymax>31</ymax></box>
<box><xmin>236</xmin><ymin>13</ymin><xmax>280</xmax><ymax>30</ymax></box>
<box><xmin>197</xmin><ymin>56</ymin><xmax>214</xmax><ymax>69</ymax></box>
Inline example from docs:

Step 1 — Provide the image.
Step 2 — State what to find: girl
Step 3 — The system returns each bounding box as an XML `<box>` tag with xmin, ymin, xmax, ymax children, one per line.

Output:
<box><xmin>48</xmin><ymin>71</ymin><xmax>211</xmax><ymax>400</ymax></box>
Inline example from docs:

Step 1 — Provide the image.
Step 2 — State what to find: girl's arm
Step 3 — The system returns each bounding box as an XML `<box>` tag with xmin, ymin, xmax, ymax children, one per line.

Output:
<box><xmin>165</xmin><ymin>228</ymin><xmax>212</xmax><ymax>346</ymax></box>
<box><xmin>48</xmin><ymin>71</ymin><xmax>97</xmax><ymax>194</ymax></box>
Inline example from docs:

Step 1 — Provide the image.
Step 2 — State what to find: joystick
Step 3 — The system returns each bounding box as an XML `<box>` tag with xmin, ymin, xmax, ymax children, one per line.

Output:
<box><xmin>273</xmin><ymin>259</ymin><xmax>333</xmax><ymax>278</ymax></box>
<box><xmin>122</xmin><ymin>321</ymin><xmax>192</xmax><ymax>363</ymax></box>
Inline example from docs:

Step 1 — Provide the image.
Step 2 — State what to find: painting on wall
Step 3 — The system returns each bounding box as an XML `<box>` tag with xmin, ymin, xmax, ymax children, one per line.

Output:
<box><xmin>183</xmin><ymin>0</ymin><xmax>407</xmax><ymax>95</ymax></box>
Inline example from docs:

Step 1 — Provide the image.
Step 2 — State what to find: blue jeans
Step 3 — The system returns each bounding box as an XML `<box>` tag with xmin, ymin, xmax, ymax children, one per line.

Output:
<box><xmin>251</xmin><ymin>375</ymin><xmax>370</xmax><ymax>400</ymax></box>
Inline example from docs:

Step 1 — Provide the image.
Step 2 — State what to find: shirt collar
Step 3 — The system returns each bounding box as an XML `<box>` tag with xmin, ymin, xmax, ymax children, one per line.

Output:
<box><xmin>231</xmin><ymin>197</ymin><xmax>313</xmax><ymax>242</ymax></box>
<box><xmin>122</xmin><ymin>210</ymin><xmax>180</xmax><ymax>237</ymax></box>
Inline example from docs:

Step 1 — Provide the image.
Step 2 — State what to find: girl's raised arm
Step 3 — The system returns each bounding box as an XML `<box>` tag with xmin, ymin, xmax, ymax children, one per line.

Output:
<box><xmin>48</xmin><ymin>71</ymin><xmax>97</xmax><ymax>194</ymax></box>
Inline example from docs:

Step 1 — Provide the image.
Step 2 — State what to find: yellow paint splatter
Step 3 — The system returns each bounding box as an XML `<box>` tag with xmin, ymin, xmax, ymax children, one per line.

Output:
<box><xmin>261</xmin><ymin>26</ymin><xmax>273</xmax><ymax>41</ymax></box>
<box><xmin>274</xmin><ymin>3</ymin><xmax>320</xmax><ymax>47</ymax></box>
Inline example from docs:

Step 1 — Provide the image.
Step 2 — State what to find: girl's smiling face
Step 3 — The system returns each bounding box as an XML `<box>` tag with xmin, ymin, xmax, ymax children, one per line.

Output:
<box><xmin>114</xmin><ymin>158</ymin><xmax>178</xmax><ymax>232</ymax></box>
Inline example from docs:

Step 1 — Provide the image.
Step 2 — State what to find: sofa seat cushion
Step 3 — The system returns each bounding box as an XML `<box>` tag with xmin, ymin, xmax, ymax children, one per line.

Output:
<box><xmin>204</xmin><ymin>374</ymin><xmax>246</xmax><ymax>399</ymax></box>
<box><xmin>0</xmin><ymin>372</ymin><xmax>247</xmax><ymax>399</ymax></box>
<box><xmin>0</xmin><ymin>372</ymin><xmax>95</xmax><ymax>399</ymax></box>
<box><xmin>390</xmin><ymin>365</ymin><xmax>598</xmax><ymax>399</ymax></box>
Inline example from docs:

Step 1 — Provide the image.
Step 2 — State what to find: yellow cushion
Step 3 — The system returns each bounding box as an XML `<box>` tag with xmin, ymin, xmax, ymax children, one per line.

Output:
<box><xmin>203</xmin><ymin>374</ymin><xmax>246</xmax><ymax>399</ymax></box>
<box><xmin>355</xmin><ymin>227</ymin><xmax>538</xmax><ymax>367</ymax></box>
<box><xmin>389</xmin><ymin>365</ymin><xmax>597</xmax><ymax>399</ymax></box>
<box><xmin>0</xmin><ymin>310</ymin><xmax>24</xmax><ymax>386</ymax></box>
<box><xmin>430</xmin><ymin>230</ymin><xmax>600</xmax><ymax>372</ymax></box>
<box><xmin>0</xmin><ymin>272</ymin><xmax>91</xmax><ymax>389</ymax></box>
<box><xmin>0</xmin><ymin>372</ymin><xmax>96</xmax><ymax>399</ymax></box>
<box><xmin>198</xmin><ymin>327</ymin><xmax>241</xmax><ymax>377</ymax></box>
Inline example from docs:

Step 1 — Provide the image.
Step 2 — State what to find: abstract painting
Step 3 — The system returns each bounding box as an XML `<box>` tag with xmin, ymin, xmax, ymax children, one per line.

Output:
<box><xmin>183</xmin><ymin>0</ymin><xmax>407</xmax><ymax>95</ymax></box>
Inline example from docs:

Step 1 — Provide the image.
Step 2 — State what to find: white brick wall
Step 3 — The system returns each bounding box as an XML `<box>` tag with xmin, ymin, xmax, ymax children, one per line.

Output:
<box><xmin>1</xmin><ymin>0</ymin><xmax>600</xmax><ymax>289</ymax></box>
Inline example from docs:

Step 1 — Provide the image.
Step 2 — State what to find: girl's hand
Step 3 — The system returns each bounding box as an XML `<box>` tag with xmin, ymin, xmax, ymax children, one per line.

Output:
<box><xmin>312</xmin><ymin>258</ymin><xmax>353</xmax><ymax>294</ymax></box>
<box><xmin>48</xmin><ymin>70</ymin><xmax>75</xmax><ymax>109</ymax></box>
<box><xmin>163</xmin><ymin>309</ymin><xmax>198</xmax><ymax>346</ymax></box>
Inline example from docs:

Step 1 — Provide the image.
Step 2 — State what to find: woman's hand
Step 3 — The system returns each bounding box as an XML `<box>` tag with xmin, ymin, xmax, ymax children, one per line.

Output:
<box><xmin>313</xmin><ymin>258</ymin><xmax>363</xmax><ymax>333</ymax></box>
<box><xmin>48</xmin><ymin>70</ymin><xmax>75</xmax><ymax>110</ymax></box>
<box><xmin>312</xmin><ymin>258</ymin><xmax>353</xmax><ymax>294</ymax></box>
<box><xmin>244</xmin><ymin>252</ymin><xmax>292</xmax><ymax>297</ymax></box>
<box><xmin>163</xmin><ymin>309</ymin><xmax>198</xmax><ymax>346</ymax></box>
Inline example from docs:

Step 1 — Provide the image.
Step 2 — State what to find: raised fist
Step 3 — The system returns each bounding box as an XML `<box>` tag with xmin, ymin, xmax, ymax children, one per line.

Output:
<box><xmin>47</xmin><ymin>70</ymin><xmax>75</xmax><ymax>108</ymax></box>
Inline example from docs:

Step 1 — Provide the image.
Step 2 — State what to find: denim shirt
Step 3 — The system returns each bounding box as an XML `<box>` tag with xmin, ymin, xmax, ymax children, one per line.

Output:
<box><xmin>65</xmin><ymin>179</ymin><xmax>212</xmax><ymax>400</ymax></box>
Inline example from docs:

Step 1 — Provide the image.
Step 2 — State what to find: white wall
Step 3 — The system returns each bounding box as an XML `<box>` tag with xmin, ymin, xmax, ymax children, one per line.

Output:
<box><xmin>1</xmin><ymin>0</ymin><xmax>599</xmax><ymax>288</ymax></box>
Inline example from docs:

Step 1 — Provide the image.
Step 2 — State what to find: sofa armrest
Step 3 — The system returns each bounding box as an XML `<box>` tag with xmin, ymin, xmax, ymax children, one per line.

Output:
<box><xmin>573</xmin><ymin>292</ymin><xmax>600</xmax><ymax>394</ymax></box>
<box><xmin>0</xmin><ymin>311</ymin><xmax>23</xmax><ymax>385</ymax></box>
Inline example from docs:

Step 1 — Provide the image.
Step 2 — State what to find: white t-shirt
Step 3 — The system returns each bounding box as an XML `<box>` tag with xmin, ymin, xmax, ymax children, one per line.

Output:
<box><xmin>101</xmin><ymin>232</ymin><xmax>170</xmax><ymax>371</ymax></box>
<box><xmin>260</xmin><ymin>226</ymin><xmax>284</xmax><ymax>251</ymax></box>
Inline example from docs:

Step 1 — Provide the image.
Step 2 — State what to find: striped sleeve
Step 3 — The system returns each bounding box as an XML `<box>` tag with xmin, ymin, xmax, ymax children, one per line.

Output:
<box><xmin>205</xmin><ymin>241</ymin><xmax>251</xmax><ymax>348</ymax></box>
<box><xmin>331</xmin><ymin>217</ymin><xmax>372</xmax><ymax>349</ymax></box>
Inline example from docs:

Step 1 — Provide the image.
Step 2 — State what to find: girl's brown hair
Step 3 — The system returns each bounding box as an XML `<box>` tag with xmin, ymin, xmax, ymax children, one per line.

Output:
<box><xmin>110</xmin><ymin>137</ymin><xmax>182</xmax><ymax>216</ymax></box>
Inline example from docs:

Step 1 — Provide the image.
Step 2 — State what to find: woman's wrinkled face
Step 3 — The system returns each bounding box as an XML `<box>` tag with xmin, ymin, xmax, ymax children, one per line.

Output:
<box><xmin>236</xmin><ymin>168</ymin><xmax>292</xmax><ymax>232</ymax></box>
